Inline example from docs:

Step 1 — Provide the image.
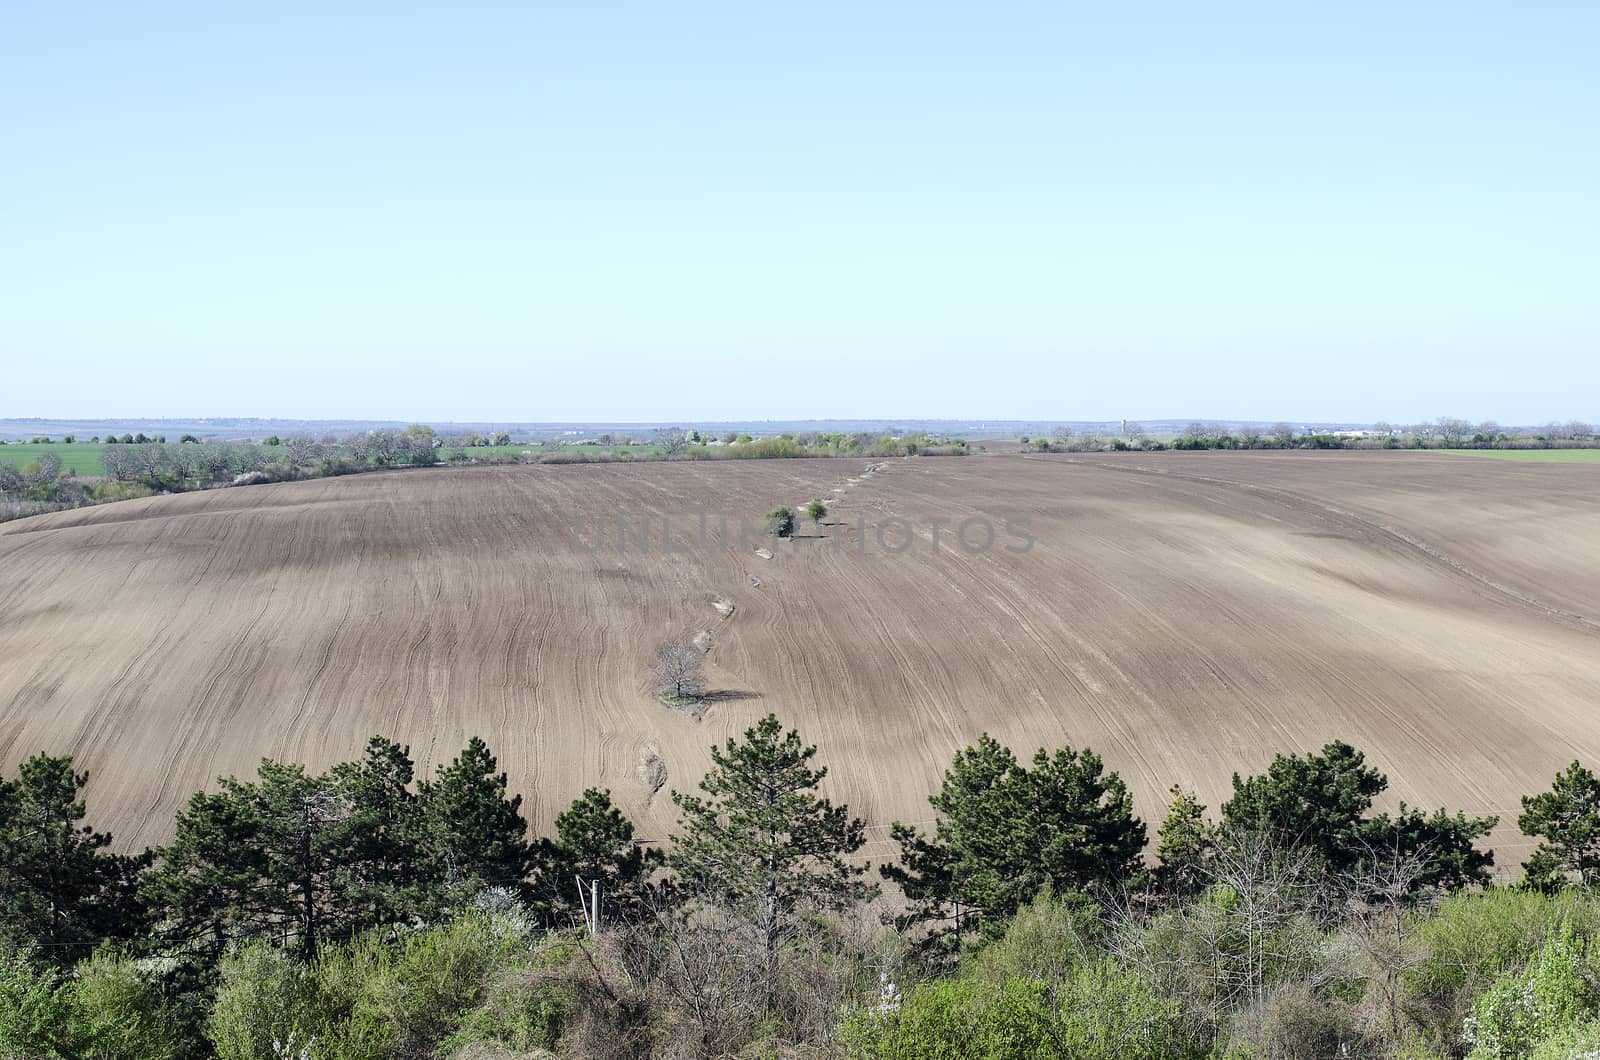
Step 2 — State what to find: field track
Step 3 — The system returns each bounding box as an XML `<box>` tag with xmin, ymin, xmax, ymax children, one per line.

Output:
<box><xmin>3</xmin><ymin>451</ymin><xmax>1599</xmax><ymax>869</ymax></box>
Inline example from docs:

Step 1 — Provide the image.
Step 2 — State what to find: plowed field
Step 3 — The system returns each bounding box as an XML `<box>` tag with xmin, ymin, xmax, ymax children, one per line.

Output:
<box><xmin>3</xmin><ymin>452</ymin><xmax>1599</xmax><ymax>868</ymax></box>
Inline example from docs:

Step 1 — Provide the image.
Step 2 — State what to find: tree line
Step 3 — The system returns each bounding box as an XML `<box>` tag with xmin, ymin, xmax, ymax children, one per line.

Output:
<box><xmin>8</xmin><ymin>714</ymin><xmax>1600</xmax><ymax>1056</ymax></box>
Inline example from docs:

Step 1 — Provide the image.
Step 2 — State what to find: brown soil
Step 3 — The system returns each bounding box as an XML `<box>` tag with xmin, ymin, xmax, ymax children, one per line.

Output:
<box><xmin>2</xmin><ymin>452</ymin><xmax>1598</xmax><ymax>869</ymax></box>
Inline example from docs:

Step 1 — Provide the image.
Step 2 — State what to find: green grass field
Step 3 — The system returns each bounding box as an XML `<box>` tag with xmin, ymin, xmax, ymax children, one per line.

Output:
<box><xmin>1438</xmin><ymin>448</ymin><xmax>1600</xmax><ymax>463</ymax></box>
<box><xmin>0</xmin><ymin>442</ymin><xmax>106</xmax><ymax>477</ymax></box>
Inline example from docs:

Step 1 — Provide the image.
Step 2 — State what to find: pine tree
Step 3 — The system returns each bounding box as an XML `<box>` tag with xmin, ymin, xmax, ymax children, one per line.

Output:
<box><xmin>0</xmin><ymin>755</ymin><xmax>151</xmax><ymax>961</ymax></box>
<box><xmin>1520</xmin><ymin>761</ymin><xmax>1600</xmax><ymax>889</ymax></box>
<box><xmin>537</xmin><ymin>787</ymin><xmax>659</xmax><ymax>926</ymax></box>
<box><xmin>147</xmin><ymin>761</ymin><xmax>349</xmax><ymax>960</ymax></box>
<box><xmin>1028</xmin><ymin>745</ymin><xmax>1146</xmax><ymax>894</ymax></box>
<box><xmin>330</xmin><ymin>737</ymin><xmax>425</xmax><ymax>927</ymax></box>
<box><xmin>1221</xmin><ymin>741</ymin><xmax>1496</xmax><ymax>893</ymax></box>
<box><xmin>883</xmin><ymin>734</ymin><xmax>1145</xmax><ymax>945</ymax></box>
<box><xmin>144</xmin><ymin>787</ymin><xmax>271</xmax><ymax>959</ymax></box>
<box><xmin>1154</xmin><ymin>786</ymin><xmax>1216</xmax><ymax>898</ymax></box>
<box><xmin>670</xmin><ymin>714</ymin><xmax>873</xmax><ymax>960</ymax></box>
<box><xmin>417</xmin><ymin>737</ymin><xmax>535</xmax><ymax>907</ymax></box>
<box><xmin>1221</xmin><ymin>741</ymin><xmax>1387</xmax><ymax>872</ymax></box>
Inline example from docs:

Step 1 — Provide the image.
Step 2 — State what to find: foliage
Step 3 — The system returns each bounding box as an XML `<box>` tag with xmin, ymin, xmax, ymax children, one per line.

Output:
<box><xmin>766</xmin><ymin>506</ymin><xmax>796</xmax><ymax>537</ymax></box>
<box><xmin>1411</xmin><ymin>886</ymin><xmax>1600</xmax><ymax>1007</ymax></box>
<box><xmin>842</xmin><ymin>960</ymin><xmax>1197</xmax><ymax>1059</ymax></box>
<box><xmin>1520</xmin><ymin>761</ymin><xmax>1600</xmax><ymax>889</ymax></box>
<box><xmin>72</xmin><ymin>950</ymin><xmax>183</xmax><ymax>1060</ymax></box>
<box><xmin>0</xmin><ymin>948</ymin><xmax>80</xmax><ymax>1058</ymax></box>
<box><xmin>0</xmin><ymin>754</ymin><xmax>151</xmax><ymax>961</ymax></box>
<box><xmin>417</xmin><ymin>738</ymin><xmax>537</xmax><ymax>910</ymax></box>
<box><xmin>1222</xmin><ymin>741</ymin><xmax>1495</xmax><ymax>891</ymax></box>
<box><xmin>207</xmin><ymin>942</ymin><xmax>314</xmax><ymax>1060</ymax></box>
<box><xmin>671</xmin><ymin>714</ymin><xmax>874</xmax><ymax>961</ymax></box>
<box><xmin>1156</xmin><ymin>786</ymin><xmax>1217</xmax><ymax>899</ymax></box>
<box><xmin>536</xmin><ymin>787</ymin><xmax>660</xmax><ymax>927</ymax></box>
<box><xmin>1463</xmin><ymin>924</ymin><xmax>1598</xmax><ymax>1059</ymax></box>
<box><xmin>884</xmin><ymin>734</ymin><xmax>1145</xmax><ymax>945</ymax></box>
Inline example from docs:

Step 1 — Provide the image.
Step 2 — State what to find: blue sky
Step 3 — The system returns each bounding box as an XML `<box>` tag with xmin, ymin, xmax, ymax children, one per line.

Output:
<box><xmin>2</xmin><ymin>2</ymin><xmax>1596</xmax><ymax>423</ymax></box>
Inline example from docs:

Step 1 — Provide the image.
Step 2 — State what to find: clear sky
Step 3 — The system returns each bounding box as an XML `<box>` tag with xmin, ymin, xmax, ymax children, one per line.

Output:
<box><xmin>3</xmin><ymin>2</ymin><xmax>1596</xmax><ymax>424</ymax></box>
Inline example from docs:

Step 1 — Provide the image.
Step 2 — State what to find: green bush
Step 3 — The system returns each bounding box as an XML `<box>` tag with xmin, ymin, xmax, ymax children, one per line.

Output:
<box><xmin>1413</xmin><ymin>887</ymin><xmax>1600</xmax><ymax>1003</ymax></box>
<box><xmin>970</xmin><ymin>891</ymin><xmax>1101</xmax><ymax>987</ymax></box>
<box><xmin>843</xmin><ymin>960</ymin><xmax>1196</xmax><ymax>1059</ymax></box>
<box><xmin>207</xmin><ymin>942</ymin><xmax>314</xmax><ymax>1060</ymax></box>
<box><xmin>0</xmin><ymin>948</ymin><xmax>80</xmax><ymax>1058</ymax></box>
<box><xmin>766</xmin><ymin>506</ymin><xmax>796</xmax><ymax>538</ymax></box>
<box><xmin>1464</xmin><ymin>924</ymin><xmax>1598</xmax><ymax>1059</ymax></box>
<box><xmin>73</xmin><ymin>951</ymin><xmax>182</xmax><ymax>1060</ymax></box>
<box><xmin>307</xmin><ymin>914</ymin><xmax>531</xmax><ymax>1059</ymax></box>
<box><xmin>1526</xmin><ymin>1018</ymin><xmax>1600</xmax><ymax>1058</ymax></box>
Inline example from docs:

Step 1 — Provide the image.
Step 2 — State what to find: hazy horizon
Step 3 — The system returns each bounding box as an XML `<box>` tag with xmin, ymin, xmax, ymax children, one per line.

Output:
<box><xmin>4</xmin><ymin>4</ymin><xmax>1596</xmax><ymax>423</ymax></box>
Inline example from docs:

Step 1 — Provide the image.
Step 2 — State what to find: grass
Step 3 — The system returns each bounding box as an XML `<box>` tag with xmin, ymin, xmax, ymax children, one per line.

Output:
<box><xmin>1438</xmin><ymin>449</ymin><xmax>1600</xmax><ymax>463</ymax></box>
<box><xmin>0</xmin><ymin>442</ymin><xmax>106</xmax><ymax>477</ymax></box>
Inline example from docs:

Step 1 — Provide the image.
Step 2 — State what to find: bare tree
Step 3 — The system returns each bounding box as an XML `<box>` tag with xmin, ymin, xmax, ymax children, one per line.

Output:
<box><xmin>1270</xmin><ymin>422</ymin><xmax>1296</xmax><ymax>447</ymax></box>
<box><xmin>655</xmin><ymin>428</ymin><xmax>689</xmax><ymax>456</ymax></box>
<box><xmin>283</xmin><ymin>433</ymin><xmax>320</xmax><ymax>466</ymax></box>
<box><xmin>1435</xmin><ymin>417</ymin><xmax>1472</xmax><ymax>447</ymax></box>
<box><xmin>651</xmin><ymin>635</ymin><xmax>705</xmax><ymax>701</ymax></box>
<box><xmin>1337</xmin><ymin>841</ymin><xmax>1437</xmax><ymax>1046</ymax></box>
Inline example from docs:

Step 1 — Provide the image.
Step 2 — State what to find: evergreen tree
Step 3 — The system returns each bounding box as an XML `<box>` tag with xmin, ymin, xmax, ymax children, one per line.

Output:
<box><xmin>537</xmin><ymin>787</ymin><xmax>659</xmax><ymax>927</ymax></box>
<box><xmin>329</xmin><ymin>737</ymin><xmax>425</xmax><ymax>927</ymax></box>
<box><xmin>248</xmin><ymin>761</ymin><xmax>351</xmax><ymax>959</ymax></box>
<box><xmin>1520</xmin><ymin>760</ymin><xmax>1600</xmax><ymax>889</ymax></box>
<box><xmin>883</xmin><ymin>734</ymin><xmax>1019</xmax><ymax>947</ymax></box>
<box><xmin>1221</xmin><ymin>741</ymin><xmax>1385</xmax><ymax>872</ymax></box>
<box><xmin>1154</xmin><ymin>786</ymin><xmax>1217</xmax><ymax>899</ymax></box>
<box><xmin>1223</xmin><ymin>741</ymin><xmax>1495</xmax><ymax>892</ymax></box>
<box><xmin>417</xmin><ymin>737</ymin><xmax>535</xmax><ymax>907</ymax></box>
<box><xmin>670</xmin><ymin>715</ymin><xmax>873</xmax><ymax>959</ymax></box>
<box><xmin>0</xmin><ymin>755</ymin><xmax>151</xmax><ymax>961</ymax></box>
<box><xmin>1029</xmin><ymin>745</ymin><xmax>1146</xmax><ymax>895</ymax></box>
<box><xmin>883</xmin><ymin>734</ymin><xmax>1145</xmax><ymax>945</ymax></box>
<box><xmin>1365</xmin><ymin>803</ymin><xmax>1496</xmax><ymax>892</ymax></box>
<box><xmin>147</xmin><ymin>761</ymin><xmax>349</xmax><ymax>960</ymax></box>
<box><xmin>144</xmin><ymin>788</ymin><xmax>271</xmax><ymax>959</ymax></box>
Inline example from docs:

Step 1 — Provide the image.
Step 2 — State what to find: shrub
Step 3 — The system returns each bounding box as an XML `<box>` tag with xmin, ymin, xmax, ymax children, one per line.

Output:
<box><xmin>843</xmin><ymin>960</ymin><xmax>1196</xmax><ymax>1059</ymax></box>
<box><xmin>1412</xmin><ymin>887</ymin><xmax>1600</xmax><ymax>1008</ymax></box>
<box><xmin>1463</xmin><ymin>924</ymin><xmax>1598</xmax><ymax>1059</ymax></box>
<box><xmin>766</xmin><ymin>506</ymin><xmax>795</xmax><ymax>538</ymax></box>
<box><xmin>1231</xmin><ymin>982</ymin><xmax>1367</xmax><ymax>1060</ymax></box>
<box><xmin>1526</xmin><ymin>1019</ymin><xmax>1600</xmax><ymax>1059</ymax></box>
<box><xmin>207</xmin><ymin>942</ymin><xmax>314</xmax><ymax>1060</ymax></box>
<box><xmin>307</xmin><ymin>914</ymin><xmax>530</xmax><ymax>1060</ymax></box>
<box><xmin>0</xmin><ymin>949</ymin><xmax>80</xmax><ymax>1057</ymax></box>
<box><xmin>72</xmin><ymin>951</ymin><xmax>183</xmax><ymax>1060</ymax></box>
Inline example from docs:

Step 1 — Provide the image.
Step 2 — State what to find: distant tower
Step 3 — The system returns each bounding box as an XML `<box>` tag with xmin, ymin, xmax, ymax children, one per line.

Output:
<box><xmin>1120</xmin><ymin>418</ymin><xmax>1128</xmax><ymax>437</ymax></box>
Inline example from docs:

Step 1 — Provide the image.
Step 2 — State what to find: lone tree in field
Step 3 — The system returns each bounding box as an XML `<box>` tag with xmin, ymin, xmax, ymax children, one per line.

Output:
<box><xmin>651</xmin><ymin>635</ymin><xmax>705</xmax><ymax>701</ymax></box>
<box><xmin>805</xmin><ymin>498</ymin><xmax>827</xmax><ymax>528</ymax></box>
<box><xmin>670</xmin><ymin>715</ymin><xmax>873</xmax><ymax>965</ymax></box>
<box><xmin>766</xmin><ymin>506</ymin><xmax>795</xmax><ymax>538</ymax></box>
